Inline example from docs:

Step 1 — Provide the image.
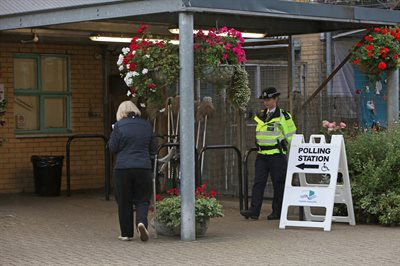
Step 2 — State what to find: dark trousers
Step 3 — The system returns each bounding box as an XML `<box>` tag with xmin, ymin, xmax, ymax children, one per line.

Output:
<box><xmin>250</xmin><ymin>153</ymin><xmax>287</xmax><ymax>216</ymax></box>
<box><xmin>114</xmin><ymin>168</ymin><xmax>152</xmax><ymax>238</ymax></box>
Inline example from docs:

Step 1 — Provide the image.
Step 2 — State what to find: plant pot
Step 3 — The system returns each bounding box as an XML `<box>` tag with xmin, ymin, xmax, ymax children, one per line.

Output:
<box><xmin>153</xmin><ymin>217</ymin><xmax>210</xmax><ymax>237</ymax></box>
<box><xmin>356</xmin><ymin>64</ymin><xmax>380</xmax><ymax>75</ymax></box>
<box><xmin>201</xmin><ymin>65</ymin><xmax>235</xmax><ymax>85</ymax></box>
<box><xmin>151</xmin><ymin>69</ymin><xmax>168</xmax><ymax>84</ymax></box>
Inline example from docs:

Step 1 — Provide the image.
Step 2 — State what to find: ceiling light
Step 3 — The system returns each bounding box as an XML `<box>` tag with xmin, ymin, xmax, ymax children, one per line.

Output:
<box><xmin>89</xmin><ymin>35</ymin><xmax>179</xmax><ymax>44</ymax></box>
<box><xmin>169</xmin><ymin>28</ymin><xmax>266</xmax><ymax>39</ymax></box>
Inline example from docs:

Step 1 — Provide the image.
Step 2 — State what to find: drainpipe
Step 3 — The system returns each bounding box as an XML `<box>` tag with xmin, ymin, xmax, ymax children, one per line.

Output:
<box><xmin>325</xmin><ymin>32</ymin><xmax>332</xmax><ymax>118</ymax></box>
<box><xmin>387</xmin><ymin>69</ymin><xmax>399</xmax><ymax>128</ymax></box>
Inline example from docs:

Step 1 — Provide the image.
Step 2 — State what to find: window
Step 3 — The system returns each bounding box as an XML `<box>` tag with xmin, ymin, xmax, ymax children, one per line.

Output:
<box><xmin>14</xmin><ymin>54</ymin><xmax>70</xmax><ymax>133</ymax></box>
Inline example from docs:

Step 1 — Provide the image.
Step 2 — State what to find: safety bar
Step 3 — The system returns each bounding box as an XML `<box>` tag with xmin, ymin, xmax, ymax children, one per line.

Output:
<box><xmin>66</xmin><ymin>134</ymin><xmax>111</xmax><ymax>200</ymax></box>
<box><xmin>198</xmin><ymin>145</ymin><xmax>243</xmax><ymax>211</ymax></box>
<box><xmin>243</xmin><ymin>147</ymin><xmax>259</xmax><ymax>210</ymax></box>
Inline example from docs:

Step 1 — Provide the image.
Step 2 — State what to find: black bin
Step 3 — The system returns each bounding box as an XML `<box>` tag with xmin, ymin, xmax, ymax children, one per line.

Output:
<box><xmin>31</xmin><ymin>156</ymin><xmax>64</xmax><ymax>196</ymax></box>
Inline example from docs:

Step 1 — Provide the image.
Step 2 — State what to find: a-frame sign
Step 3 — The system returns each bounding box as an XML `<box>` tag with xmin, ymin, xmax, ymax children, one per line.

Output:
<box><xmin>279</xmin><ymin>134</ymin><xmax>355</xmax><ymax>231</ymax></box>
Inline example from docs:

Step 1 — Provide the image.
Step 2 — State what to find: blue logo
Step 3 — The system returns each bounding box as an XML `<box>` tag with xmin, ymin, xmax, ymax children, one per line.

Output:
<box><xmin>300</xmin><ymin>190</ymin><xmax>316</xmax><ymax>200</ymax></box>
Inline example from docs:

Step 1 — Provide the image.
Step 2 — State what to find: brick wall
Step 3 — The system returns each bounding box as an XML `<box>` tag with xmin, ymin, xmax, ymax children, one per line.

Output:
<box><xmin>0</xmin><ymin>42</ymin><xmax>106</xmax><ymax>193</ymax></box>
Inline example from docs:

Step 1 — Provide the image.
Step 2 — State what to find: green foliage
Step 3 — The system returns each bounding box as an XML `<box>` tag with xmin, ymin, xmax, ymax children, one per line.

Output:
<box><xmin>228</xmin><ymin>65</ymin><xmax>251</xmax><ymax>112</ymax></box>
<box><xmin>345</xmin><ymin>125</ymin><xmax>400</xmax><ymax>225</ymax></box>
<box><xmin>378</xmin><ymin>191</ymin><xmax>400</xmax><ymax>226</ymax></box>
<box><xmin>155</xmin><ymin>185</ymin><xmax>224</xmax><ymax>228</ymax></box>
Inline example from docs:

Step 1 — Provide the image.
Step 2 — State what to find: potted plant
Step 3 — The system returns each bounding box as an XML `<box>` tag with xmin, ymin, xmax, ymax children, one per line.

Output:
<box><xmin>117</xmin><ymin>24</ymin><xmax>179</xmax><ymax>105</ymax></box>
<box><xmin>154</xmin><ymin>184</ymin><xmax>224</xmax><ymax>236</ymax></box>
<box><xmin>350</xmin><ymin>26</ymin><xmax>400</xmax><ymax>75</ymax></box>
<box><xmin>194</xmin><ymin>27</ymin><xmax>247</xmax><ymax>83</ymax></box>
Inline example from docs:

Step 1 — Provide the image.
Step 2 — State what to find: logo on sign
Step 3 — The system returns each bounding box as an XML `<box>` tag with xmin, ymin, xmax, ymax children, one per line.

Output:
<box><xmin>300</xmin><ymin>190</ymin><xmax>316</xmax><ymax>200</ymax></box>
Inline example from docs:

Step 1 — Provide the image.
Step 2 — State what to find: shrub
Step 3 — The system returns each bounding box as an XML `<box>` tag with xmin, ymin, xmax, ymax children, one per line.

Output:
<box><xmin>345</xmin><ymin>125</ymin><xmax>400</xmax><ymax>225</ymax></box>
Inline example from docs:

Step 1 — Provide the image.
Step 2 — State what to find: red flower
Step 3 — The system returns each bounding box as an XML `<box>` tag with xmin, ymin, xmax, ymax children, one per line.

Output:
<box><xmin>355</xmin><ymin>89</ymin><xmax>361</xmax><ymax>95</ymax></box>
<box><xmin>374</xmin><ymin>27</ymin><xmax>381</xmax><ymax>32</ymax></box>
<box><xmin>380</xmin><ymin>47</ymin><xmax>390</xmax><ymax>54</ymax></box>
<box><xmin>364</xmin><ymin>35</ymin><xmax>374</xmax><ymax>42</ymax></box>
<box><xmin>378</xmin><ymin>62</ymin><xmax>387</xmax><ymax>70</ymax></box>
<box><xmin>367</xmin><ymin>52</ymin><xmax>373</xmax><ymax>57</ymax></box>
<box><xmin>137</xmin><ymin>24</ymin><xmax>148</xmax><ymax>34</ymax></box>
<box><xmin>353</xmin><ymin>59</ymin><xmax>360</xmax><ymax>65</ymax></box>
<box><xmin>156</xmin><ymin>194</ymin><xmax>163</xmax><ymax>201</ymax></box>
<box><xmin>356</xmin><ymin>42</ymin><xmax>362</xmax><ymax>47</ymax></box>
<box><xmin>365</xmin><ymin>45</ymin><xmax>374</xmax><ymax>51</ymax></box>
<box><xmin>381</xmin><ymin>29</ymin><xmax>388</xmax><ymax>35</ymax></box>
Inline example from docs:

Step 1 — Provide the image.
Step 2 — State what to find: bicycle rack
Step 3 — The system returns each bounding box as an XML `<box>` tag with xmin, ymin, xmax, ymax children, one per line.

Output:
<box><xmin>244</xmin><ymin>147</ymin><xmax>303</xmax><ymax>220</ymax></box>
<box><xmin>198</xmin><ymin>145</ymin><xmax>243</xmax><ymax>211</ymax></box>
<box><xmin>66</xmin><ymin>134</ymin><xmax>111</xmax><ymax>200</ymax></box>
<box><xmin>243</xmin><ymin>147</ymin><xmax>259</xmax><ymax>210</ymax></box>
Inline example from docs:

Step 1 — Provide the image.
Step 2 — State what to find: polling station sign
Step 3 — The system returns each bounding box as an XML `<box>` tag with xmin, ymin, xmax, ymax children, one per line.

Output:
<box><xmin>289</xmin><ymin>144</ymin><xmax>340</xmax><ymax>174</ymax></box>
<box><xmin>280</xmin><ymin>134</ymin><xmax>355</xmax><ymax>232</ymax></box>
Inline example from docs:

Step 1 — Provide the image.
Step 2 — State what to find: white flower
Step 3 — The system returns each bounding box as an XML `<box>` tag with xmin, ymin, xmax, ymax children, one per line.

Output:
<box><xmin>126</xmin><ymin>64</ymin><xmax>130</xmax><ymax>70</ymax></box>
<box><xmin>145</xmin><ymin>54</ymin><xmax>150</xmax><ymax>58</ymax></box>
<box><xmin>140</xmin><ymin>103</ymin><xmax>146</xmax><ymax>108</ymax></box>
<box><xmin>118</xmin><ymin>65</ymin><xmax>124</xmax><ymax>71</ymax></box>
<box><xmin>117</xmin><ymin>54</ymin><xmax>124</xmax><ymax>65</ymax></box>
<box><xmin>132</xmin><ymin>71</ymin><xmax>139</xmax><ymax>77</ymax></box>
<box><xmin>122</xmin><ymin>47</ymin><xmax>130</xmax><ymax>55</ymax></box>
<box><xmin>142</xmin><ymin>68</ymin><xmax>148</xmax><ymax>75</ymax></box>
<box><xmin>124</xmin><ymin>76</ymin><xmax>133</xmax><ymax>87</ymax></box>
<box><xmin>132</xmin><ymin>50</ymin><xmax>136</xmax><ymax>55</ymax></box>
<box><xmin>126</xmin><ymin>90</ymin><xmax>132</xmax><ymax>97</ymax></box>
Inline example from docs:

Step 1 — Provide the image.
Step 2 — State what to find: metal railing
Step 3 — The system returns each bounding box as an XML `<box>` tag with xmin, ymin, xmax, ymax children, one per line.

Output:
<box><xmin>198</xmin><ymin>145</ymin><xmax>243</xmax><ymax>211</ymax></box>
<box><xmin>66</xmin><ymin>134</ymin><xmax>111</xmax><ymax>200</ymax></box>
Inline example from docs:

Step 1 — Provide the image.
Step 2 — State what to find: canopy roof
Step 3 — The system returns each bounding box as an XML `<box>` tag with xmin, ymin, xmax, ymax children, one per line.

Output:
<box><xmin>1</xmin><ymin>0</ymin><xmax>400</xmax><ymax>43</ymax></box>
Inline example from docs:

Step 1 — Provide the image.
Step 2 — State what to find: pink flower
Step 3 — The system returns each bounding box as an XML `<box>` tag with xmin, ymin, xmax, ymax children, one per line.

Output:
<box><xmin>322</xmin><ymin>120</ymin><xmax>330</xmax><ymax>128</ymax></box>
<box><xmin>339</xmin><ymin>122</ymin><xmax>346</xmax><ymax>129</ymax></box>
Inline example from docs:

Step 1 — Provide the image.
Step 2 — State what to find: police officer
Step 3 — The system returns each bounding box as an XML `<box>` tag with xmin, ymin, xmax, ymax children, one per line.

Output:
<box><xmin>241</xmin><ymin>87</ymin><xmax>296</xmax><ymax>220</ymax></box>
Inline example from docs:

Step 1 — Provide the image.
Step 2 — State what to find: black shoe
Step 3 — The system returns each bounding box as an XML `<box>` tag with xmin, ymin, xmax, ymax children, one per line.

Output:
<box><xmin>267</xmin><ymin>213</ymin><xmax>280</xmax><ymax>220</ymax></box>
<box><xmin>240</xmin><ymin>210</ymin><xmax>259</xmax><ymax>220</ymax></box>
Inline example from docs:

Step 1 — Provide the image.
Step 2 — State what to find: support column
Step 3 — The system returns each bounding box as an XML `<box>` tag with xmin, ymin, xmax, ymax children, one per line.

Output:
<box><xmin>387</xmin><ymin>69</ymin><xmax>399</xmax><ymax>128</ymax></box>
<box><xmin>179</xmin><ymin>12</ymin><xmax>196</xmax><ymax>241</ymax></box>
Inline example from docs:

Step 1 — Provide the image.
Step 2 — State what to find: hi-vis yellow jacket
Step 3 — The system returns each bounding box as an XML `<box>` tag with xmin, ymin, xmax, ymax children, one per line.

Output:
<box><xmin>254</xmin><ymin>107</ymin><xmax>296</xmax><ymax>155</ymax></box>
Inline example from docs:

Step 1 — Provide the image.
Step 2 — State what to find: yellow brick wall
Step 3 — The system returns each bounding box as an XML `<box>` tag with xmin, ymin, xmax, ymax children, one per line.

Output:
<box><xmin>295</xmin><ymin>33</ymin><xmax>326</xmax><ymax>95</ymax></box>
<box><xmin>0</xmin><ymin>42</ymin><xmax>106</xmax><ymax>193</ymax></box>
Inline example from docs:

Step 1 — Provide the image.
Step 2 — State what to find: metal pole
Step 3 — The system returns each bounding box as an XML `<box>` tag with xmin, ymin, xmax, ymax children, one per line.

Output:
<box><xmin>387</xmin><ymin>69</ymin><xmax>399</xmax><ymax>128</ymax></box>
<box><xmin>288</xmin><ymin>36</ymin><xmax>294</xmax><ymax>113</ymax></box>
<box><xmin>179</xmin><ymin>12</ymin><xmax>195</xmax><ymax>241</ymax></box>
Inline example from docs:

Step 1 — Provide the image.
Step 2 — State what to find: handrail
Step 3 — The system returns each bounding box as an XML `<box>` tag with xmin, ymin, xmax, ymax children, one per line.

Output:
<box><xmin>66</xmin><ymin>134</ymin><xmax>111</xmax><ymax>200</ymax></box>
<box><xmin>198</xmin><ymin>145</ymin><xmax>243</xmax><ymax>212</ymax></box>
<box><xmin>243</xmin><ymin>147</ymin><xmax>258</xmax><ymax>211</ymax></box>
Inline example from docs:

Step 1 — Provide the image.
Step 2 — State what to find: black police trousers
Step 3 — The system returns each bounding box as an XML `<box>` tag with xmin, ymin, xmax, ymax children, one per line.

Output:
<box><xmin>114</xmin><ymin>168</ymin><xmax>152</xmax><ymax>238</ymax></box>
<box><xmin>249</xmin><ymin>153</ymin><xmax>287</xmax><ymax>217</ymax></box>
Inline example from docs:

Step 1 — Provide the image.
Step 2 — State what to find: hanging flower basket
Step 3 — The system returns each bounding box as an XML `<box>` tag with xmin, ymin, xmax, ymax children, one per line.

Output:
<box><xmin>351</xmin><ymin>26</ymin><xmax>400</xmax><ymax>75</ymax></box>
<box><xmin>117</xmin><ymin>24</ymin><xmax>179</xmax><ymax>104</ymax></box>
<box><xmin>201</xmin><ymin>64</ymin><xmax>235</xmax><ymax>84</ymax></box>
<box><xmin>194</xmin><ymin>27</ymin><xmax>246</xmax><ymax>82</ymax></box>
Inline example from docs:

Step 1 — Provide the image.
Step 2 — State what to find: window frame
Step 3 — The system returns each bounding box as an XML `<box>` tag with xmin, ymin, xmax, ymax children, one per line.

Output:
<box><xmin>14</xmin><ymin>53</ymin><xmax>71</xmax><ymax>134</ymax></box>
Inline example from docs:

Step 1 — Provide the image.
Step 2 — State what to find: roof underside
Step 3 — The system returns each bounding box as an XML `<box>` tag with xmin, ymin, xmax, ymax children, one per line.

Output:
<box><xmin>0</xmin><ymin>0</ymin><xmax>399</xmax><ymax>44</ymax></box>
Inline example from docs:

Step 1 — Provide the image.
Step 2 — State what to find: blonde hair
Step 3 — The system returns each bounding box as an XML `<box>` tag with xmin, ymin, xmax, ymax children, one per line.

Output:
<box><xmin>116</xmin><ymin>101</ymin><xmax>141</xmax><ymax>121</ymax></box>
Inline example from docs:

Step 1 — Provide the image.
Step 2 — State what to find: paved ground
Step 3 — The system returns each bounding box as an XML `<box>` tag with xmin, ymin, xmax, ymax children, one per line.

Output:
<box><xmin>0</xmin><ymin>190</ymin><xmax>399</xmax><ymax>266</ymax></box>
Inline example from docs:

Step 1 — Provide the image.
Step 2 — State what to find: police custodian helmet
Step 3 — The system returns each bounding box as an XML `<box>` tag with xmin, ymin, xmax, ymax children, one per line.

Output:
<box><xmin>259</xmin><ymin>87</ymin><xmax>281</xmax><ymax>99</ymax></box>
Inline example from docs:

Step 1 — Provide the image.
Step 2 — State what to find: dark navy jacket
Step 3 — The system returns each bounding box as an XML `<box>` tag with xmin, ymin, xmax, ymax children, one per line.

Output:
<box><xmin>108</xmin><ymin>115</ymin><xmax>156</xmax><ymax>169</ymax></box>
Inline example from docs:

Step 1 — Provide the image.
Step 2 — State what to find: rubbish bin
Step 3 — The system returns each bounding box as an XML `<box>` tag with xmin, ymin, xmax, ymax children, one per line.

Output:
<box><xmin>31</xmin><ymin>156</ymin><xmax>64</xmax><ymax>196</ymax></box>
